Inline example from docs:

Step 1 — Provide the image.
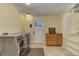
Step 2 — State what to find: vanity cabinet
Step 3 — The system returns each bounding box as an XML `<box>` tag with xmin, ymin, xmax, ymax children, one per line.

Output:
<box><xmin>0</xmin><ymin>33</ymin><xmax>30</xmax><ymax>56</ymax></box>
<box><xmin>46</xmin><ymin>33</ymin><xmax>62</xmax><ymax>46</ymax></box>
<box><xmin>0</xmin><ymin>37</ymin><xmax>17</xmax><ymax>56</ymax></box>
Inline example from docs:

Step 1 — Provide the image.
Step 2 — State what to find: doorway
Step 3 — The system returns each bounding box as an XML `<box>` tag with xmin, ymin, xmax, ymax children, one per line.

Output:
<box><xmin>31</xmin><ymin>18</ymin><xmax>44</xmax><ymax>44</ymax></box>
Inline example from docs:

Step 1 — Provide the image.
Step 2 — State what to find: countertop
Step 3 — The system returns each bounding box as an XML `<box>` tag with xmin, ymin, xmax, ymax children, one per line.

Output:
<box><xmin>0</xmin><ymin>33</ymin><xmax>29</xmax><ymax>37</ymax></box>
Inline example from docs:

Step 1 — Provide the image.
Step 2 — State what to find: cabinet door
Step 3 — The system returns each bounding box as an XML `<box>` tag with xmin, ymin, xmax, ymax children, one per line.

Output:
<box><xmin>57</xmin><ymin>34</ymin><xmax>62</xmax><ymax>45</ymax></box>
<box><xmin>0</xmin><ymin>37</ymin><xmax>4</xmax><ymax>55</ymax></box>
<box><xmin>46</xmin><ymin>34</ymin><xmax>57</xmax><ymax>45</ymax></box>
<box><xmin>51</xmin><ymin>35</ymin><xmax>57</xmax><ymax>45</ymax></box>
<box><xmin>4</xmin><ymin>37</ymin><xmax>17</xmax><ymax>56</ymax></box>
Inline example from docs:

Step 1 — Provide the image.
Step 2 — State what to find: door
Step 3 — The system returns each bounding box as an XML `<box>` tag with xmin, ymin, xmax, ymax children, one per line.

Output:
<box><xmin>32</xmin><ymin>19</ymin><xmax>44</xmax><ymax>43</ymax></box>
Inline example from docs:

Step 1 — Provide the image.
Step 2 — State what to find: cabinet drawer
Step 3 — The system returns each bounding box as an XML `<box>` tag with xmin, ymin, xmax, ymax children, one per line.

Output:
<box><xmin>46</xmin><ymin>38</ymin><xmax>57</xmax><ymax>42</ymax></box>
<box><xmin>46</xmin><ymin>41</ymin><xmax>57</xmax><ymax>46</ymax></box>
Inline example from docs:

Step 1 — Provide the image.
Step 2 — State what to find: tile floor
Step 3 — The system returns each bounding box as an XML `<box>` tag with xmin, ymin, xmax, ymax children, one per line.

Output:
<box><xmin>44</xmin><ymin>46</ymin><xmax>75</xmax><ymax>56</ymax></box>
<box><xmin>30</xmin><ymin>44</ymin><xmax>75</xmax><ymax>56</ymax></box>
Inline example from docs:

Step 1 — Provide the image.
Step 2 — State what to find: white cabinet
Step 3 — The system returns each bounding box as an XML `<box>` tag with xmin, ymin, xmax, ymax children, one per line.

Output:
<box><xmin>0</xmin><ymin>33</ymin><xmax>30</xmax><ymax>56</ymax></box>
<box><xmin>0</xmin><ymin>37</ymin><xmax>17</xmax><ymax>56</ymax></box>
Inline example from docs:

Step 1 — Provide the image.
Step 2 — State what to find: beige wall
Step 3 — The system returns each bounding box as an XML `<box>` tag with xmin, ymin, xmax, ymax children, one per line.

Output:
<box><xmin>0</xmin><ymin>3</ymin><xmax>63</xmax><ymax>35</ymax></box>
<box><xmin>63</xmin><ymin>12</ymin><xmax>79</xmax><ymax>36</ymax></box>
<box><xmin>67</xmin><ymin>13</ymin><xmax>79</xmax><ymax>35</ymax></box>
<box><xmin>34</xmin><ymin>15</ymin><xmax>63</xmax><ymax>33</ymax></box>
<box><xmin>19</xmin><ymin>14</ymin><xmax>63</xmax><ymax>34</ymax></box>
<box><xmin>0</xmin><ymin>4</ymin><xmax>22</xmax><ymax>34</ymax></box>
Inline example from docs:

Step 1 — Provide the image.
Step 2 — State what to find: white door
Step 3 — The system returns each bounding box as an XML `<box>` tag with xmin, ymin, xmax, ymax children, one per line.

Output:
<box><xmin>32</xmin><ymin>19</ymin><xmax>44</xmax><ymax>43</ymax></box>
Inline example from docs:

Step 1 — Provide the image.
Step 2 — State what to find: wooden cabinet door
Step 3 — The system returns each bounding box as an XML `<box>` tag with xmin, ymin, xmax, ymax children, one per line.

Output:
<box><xmin>57</xmin><ymin>34</ymin><xmax>62</xmax><ymax>46</ymax></box>
<box><xmin>46</xmin><ymin>34</ymin><xmax>57</xmax><ymax>46</ymax></box>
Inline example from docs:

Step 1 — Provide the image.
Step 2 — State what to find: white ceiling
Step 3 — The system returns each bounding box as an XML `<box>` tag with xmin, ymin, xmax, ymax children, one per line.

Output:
<box><xmin>11</xmin><ymin>3</ymin><xmax>75</xmax><ymax>15</ymax></box>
